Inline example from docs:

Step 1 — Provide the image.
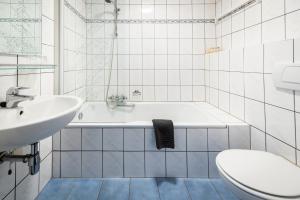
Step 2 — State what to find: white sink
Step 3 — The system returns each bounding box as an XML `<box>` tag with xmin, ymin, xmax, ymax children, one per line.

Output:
<box><xmin>0</xmin><ymin>95</ymin><xmax>83</xmax><ymax>151</ymax></box>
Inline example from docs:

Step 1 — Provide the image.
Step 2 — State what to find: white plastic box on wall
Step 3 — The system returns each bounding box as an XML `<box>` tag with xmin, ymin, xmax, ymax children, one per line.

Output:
<box><xmin>272</xmin><ymin>63</ymin><xmax>300</xmax><ymax>91</ymax></box>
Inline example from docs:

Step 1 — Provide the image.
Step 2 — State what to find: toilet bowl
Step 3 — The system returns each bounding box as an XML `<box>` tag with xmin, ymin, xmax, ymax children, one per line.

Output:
<box><xmin>216</xmin><ymin>150</ymin><xmax>300</xmax><ymax>200</ymax></box>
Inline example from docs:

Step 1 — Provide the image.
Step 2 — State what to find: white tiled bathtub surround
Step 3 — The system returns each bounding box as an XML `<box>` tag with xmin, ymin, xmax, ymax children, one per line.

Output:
<box><xmin>0</xmin><ymin>0</ymin><xmax>55</xmax><ymax>199</ymax></box>
<box><xmin>206</xmin><ymin>0</ymin><xmax>300</xmax><ymax>164</ymax></box>
<box><xmin>53</xmin><ymin>123</ymin><xmax>250</xmax><ymax>179</ymax></box>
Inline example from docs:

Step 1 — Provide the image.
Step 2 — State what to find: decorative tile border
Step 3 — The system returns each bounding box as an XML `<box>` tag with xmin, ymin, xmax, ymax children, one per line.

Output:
<box><xmin>87</xmin><ymin>19</ymin><xmax>215</xmax><ymax>24</ymax></box>
<box><xmin>64</xmin><ymin>0</ymin><xmax>215</xmax><ymax>24</ymax></box>
<box><xmin>0</xmin><ymin>18</ymin><xmax>41</xmax><ymax>23</ymax></box>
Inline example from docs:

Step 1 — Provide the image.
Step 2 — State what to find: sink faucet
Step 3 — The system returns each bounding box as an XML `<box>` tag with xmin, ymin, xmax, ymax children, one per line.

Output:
<box><xmin>5</xmin><ymin>87</ymin><xmax>35</xmax><ymax>108</ymax></box>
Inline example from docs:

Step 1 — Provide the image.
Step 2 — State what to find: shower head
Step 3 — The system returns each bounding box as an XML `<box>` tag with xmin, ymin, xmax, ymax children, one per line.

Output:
<box><xmin>105</xmin><ymin>0</ymin><xmax>113</xmax><ymax>3</ymax></box>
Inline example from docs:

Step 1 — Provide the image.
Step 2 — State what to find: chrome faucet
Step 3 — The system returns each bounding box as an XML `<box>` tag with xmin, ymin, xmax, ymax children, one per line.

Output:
<box><xmin>5</xmin><ymin>87</ymin><xmax>34</xmax><ymax>108</ymax></box>
<box><xmin>107</xmin><ymin>95</ymin><xmax>135</xmax><ymax>108</ymax></box>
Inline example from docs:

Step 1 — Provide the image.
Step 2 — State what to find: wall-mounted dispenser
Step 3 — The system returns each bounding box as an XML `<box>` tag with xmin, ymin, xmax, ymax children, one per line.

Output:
<box><xmin>272</xmin><ymin>63</ymin><xmax>300</xmax><ymax>91</ymax></box>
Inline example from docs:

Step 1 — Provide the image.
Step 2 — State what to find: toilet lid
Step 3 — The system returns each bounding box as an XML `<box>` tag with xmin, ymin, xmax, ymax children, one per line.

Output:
<box><xmin>216</xmin><ymin>150</ymin><xmax>300</xmax><ymax>198</ymax></box>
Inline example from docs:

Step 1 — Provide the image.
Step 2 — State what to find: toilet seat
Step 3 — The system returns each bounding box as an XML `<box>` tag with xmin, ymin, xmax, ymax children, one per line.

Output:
<box><xmin>216</xmin><ymin>150</ymin><xmax>300</xmax><ymax>200</ymax></box>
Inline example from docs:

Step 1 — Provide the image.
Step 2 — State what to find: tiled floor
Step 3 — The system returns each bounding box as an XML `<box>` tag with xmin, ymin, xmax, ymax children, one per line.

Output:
<box><xmin>37</xmin><ymin>178</ymin><xmax>239</xmax><ymax>200</ymax></box>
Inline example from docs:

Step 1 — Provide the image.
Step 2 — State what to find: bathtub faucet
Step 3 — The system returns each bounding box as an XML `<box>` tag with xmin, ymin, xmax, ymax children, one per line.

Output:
<box><xmin>107</xmin><ymin>95</ymin><xmax>135</xmax><ymax>108</ymax></box>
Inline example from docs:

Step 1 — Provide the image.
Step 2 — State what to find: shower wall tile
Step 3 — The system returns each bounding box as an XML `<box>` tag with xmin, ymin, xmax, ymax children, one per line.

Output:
<box><xmin>207</xmin><ymin>0</ymin><xmax>300</xmax><ymax>163</ymax></box>
<box><xmin>62</xmin><ymin>0</ymin><xmax>87</xmax><ymax>100</ymax></box>
<box><xmin>86</xmin><ymin>0</ymin><xmax>215</xmax><ymax>102</ymax></box>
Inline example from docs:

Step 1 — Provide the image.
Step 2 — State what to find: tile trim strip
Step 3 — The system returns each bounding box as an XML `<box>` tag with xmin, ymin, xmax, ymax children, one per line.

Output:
<box><xmin>64</xmin><ymin>0</ymin><xmax>215</xmax><ymax>24</ymax></box>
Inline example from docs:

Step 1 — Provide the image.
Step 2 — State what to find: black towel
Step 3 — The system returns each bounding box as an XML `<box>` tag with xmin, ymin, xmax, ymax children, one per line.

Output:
<box><xmin>152</xmin><ymin>119</ymin><xmax>175</xmax><ymax>149</ymax></box>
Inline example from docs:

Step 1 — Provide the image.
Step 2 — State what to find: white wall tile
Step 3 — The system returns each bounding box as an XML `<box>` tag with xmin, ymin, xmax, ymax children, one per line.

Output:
<box><xmin>245</xmin><ymin>98</ymin><xmax>265</xmax><ymax>131</ymax></box>
<box><xmin>262</xmin><ymin>0</ymin><xmax>284</xmax><ymax>21</ymax></box>
<box><xmin>16</xmin><ymin>173</ymin><xmax>39</xmax><ymax>200</ymax></box>
<box><xmin>262</xmin><ymin>16</ymin><xmax>285</xmax><ymax>44</ymax></box>
<box><xmin>0</xmin><ymin>162</ymin><xmax>15</xmax><ymax>200</ymax></box>
<box><xmin>266</xmin><ymin>135</ymin><xmax>296</xmax><ymax>163</ymax></box>
<box><xmin>230</xmin><ymin>94</ymin><xmax>244</xmax><ymax>120</ymax></box>
<box><xmin>264</xmin><ymin>74</ymin><xmax>294</xmax><ymax>110</ymax></box>
<box><xmin>39</xmin><ymin>154</ymin><xmax>52</xmax><ymax>192</ymax></box>
<box><xmin>251</xmin><ymin>127</ymin><xmax>266</xmax><ymax>151</ymax></box>
<box><xmin>286</xmin><ymin>0</ymin><xmax>300</xmax><ymax>13</ymax></box>
<box><xmin>264</xmin><ymin>40</ymin><xmax>293</xmax><ymax>73</ymax></box>
<box><xmin>266</xmin><ymin>105</ymin><xmax>295</xmax><ymax>147</ymax></box>
<box><xmin>244</xmin><ymin>73</ymin><xmax>264</xmax><ymax>101</ymax></box>
<box><xmin>286</xmin><ymin>11</ymin><xmax>300</xmax><ymax>39</ymax></box>
<box><xmin>244</xmin><ymin>45</ymin><xmax>263</xmax><ymax>73</ymax></box>
<box><xmin>229</xmin><ymin>72</ymin><xmax>244</xmax><ymax>96</ymax></box>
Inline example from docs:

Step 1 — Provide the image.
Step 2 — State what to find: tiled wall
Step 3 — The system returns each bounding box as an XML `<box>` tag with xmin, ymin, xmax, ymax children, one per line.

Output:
<box><xmin>62</xmin><ymin>0</ymin><xmax>87</xmax><ymax>100</ymax></box>
<box><xmin>52</xmin><ymin>125</ymin><xmax>249</xmax><ymax>178</ymax></box>
<box><xmin>205</xmin><ymin>0</ymin><xmax>300</xmax><ymax>164</ymax></box>
<box><xmin>0</xmin><ymin>0</ymin><xmax>55</xmax><ymax>200</ymax></box>
<box><xmin>85</xmin><ymin>0</ymin><xmax>216</xmax><ymax>102</ymax></box>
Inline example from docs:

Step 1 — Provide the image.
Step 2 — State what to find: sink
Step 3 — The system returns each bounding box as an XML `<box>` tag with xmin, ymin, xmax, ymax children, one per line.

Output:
<box><xmin>0</xmin><ymin>95</ymin><xmax>83</xmax><ymax>151</ymax></box>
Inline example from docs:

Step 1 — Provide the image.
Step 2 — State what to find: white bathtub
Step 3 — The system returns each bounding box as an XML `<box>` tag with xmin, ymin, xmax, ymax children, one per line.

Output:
<box><xmin>69</xmin><ymin>102</ymin><xmax>241</xmax><ymax>128</ymax></box>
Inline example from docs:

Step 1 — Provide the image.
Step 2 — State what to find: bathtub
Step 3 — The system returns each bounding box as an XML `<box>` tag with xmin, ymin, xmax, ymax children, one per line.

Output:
<box><xmin>53</xmin><ymin>102</ymin><xmax>250</xmax><ymax>179</ymax></box>
<box><xmin>69</xmin><ymin>102</ymin><xmax>232</xmax><ymax>128</ymax></box>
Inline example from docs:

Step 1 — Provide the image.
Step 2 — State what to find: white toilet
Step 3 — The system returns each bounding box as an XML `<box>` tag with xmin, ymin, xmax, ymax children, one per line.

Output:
<box><xmin>216</xmin><ymin>149</ymin><xmax>300</xmax><ymax>200</ymax></box>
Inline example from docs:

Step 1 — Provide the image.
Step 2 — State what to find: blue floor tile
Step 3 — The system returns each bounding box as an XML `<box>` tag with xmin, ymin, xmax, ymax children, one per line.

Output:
<box><xmin>38</xmin><ymin>178</ymin><xmax>236</xmax><ymax>200</ymax></box>
<box><xmin>156</xmin><ymin>178</ymin><xmax>190</xmax><ymax>200</ymax></box>
<box><xmin>210</xmin><ymin>179</ymin><xmax>239</xmax><ymax>200</ymax></box>
<box><xmin>98</xmin><ymin>178</ymin><xmax>130</xmax><ymax>200</ymax></box>
<box><xmin>130</xmin><ymin>178</ymin><xmax>160</xmax><ymax>200</ymax></box>
<box><xmin>37</xmin><ymin>179</ymin><xmax>102</xmax><ymax>200</ymax></box>
<box><xmin>185</xmin><ymin>179</ymin><xmax>222</xmax><ymax>200</ymax></box>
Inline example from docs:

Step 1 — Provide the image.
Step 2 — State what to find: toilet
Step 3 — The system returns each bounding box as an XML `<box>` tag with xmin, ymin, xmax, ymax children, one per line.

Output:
<box><xmin>216</xmin><ymin>150</ymin><xmax>300</xmax><ymax>200</ymax></box>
